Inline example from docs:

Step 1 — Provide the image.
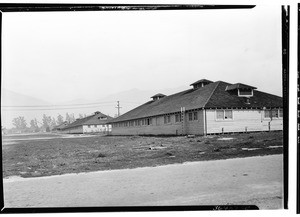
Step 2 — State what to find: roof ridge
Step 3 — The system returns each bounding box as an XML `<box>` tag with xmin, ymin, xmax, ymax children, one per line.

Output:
<box><xmin>203</xmin><ymin>81</ymin><xmax>221</xmax><ymax>108</ymax></box>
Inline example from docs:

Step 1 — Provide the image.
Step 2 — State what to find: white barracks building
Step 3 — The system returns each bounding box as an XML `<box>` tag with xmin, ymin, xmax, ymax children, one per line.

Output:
<box><xmin>108</xmin><ymin>79</ymin><xmax>283</xmax><ymax>136</ymax></box>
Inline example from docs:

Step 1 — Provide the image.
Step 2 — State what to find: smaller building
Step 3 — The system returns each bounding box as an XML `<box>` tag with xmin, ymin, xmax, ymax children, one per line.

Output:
<box><xmin>61</xmin><ymin>111</ymin><xmax>113</xmax><ymax>134</ymax></box>
<box><xmin>52</xmin><ymin>121</ymin><xmax>69</xmax><ymax>133</ymax></box>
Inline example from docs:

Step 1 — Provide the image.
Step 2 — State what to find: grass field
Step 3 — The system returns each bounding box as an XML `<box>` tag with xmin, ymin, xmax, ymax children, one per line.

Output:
<box><xmin>2</xmin><ymin>131</ymin><xmax>283</xmax><ymax>178</ymax></box>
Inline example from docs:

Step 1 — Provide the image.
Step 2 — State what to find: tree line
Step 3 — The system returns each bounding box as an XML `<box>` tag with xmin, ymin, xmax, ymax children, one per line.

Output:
<box><xmin>10</xmin><ymin>113</ymin><xmax>87</xmax><ymax>133</ymax></box>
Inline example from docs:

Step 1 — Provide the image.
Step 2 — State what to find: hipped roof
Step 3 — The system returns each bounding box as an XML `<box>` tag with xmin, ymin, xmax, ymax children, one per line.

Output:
<box><xmin>109</xmin><ymin>81</ymin><xmax>282</xmax><ymax>123</ymax></box>
<box><xmin>53</xmin><ymin>121</ymin><xmax>68</xmax><ymax>130</ymax></box>
<box><xmin>151</xmin><ymin>93</ymin><xmax>166</xmax><ymax>98</ymax></box>
<box><xmin>226</xmin><ymin>83</ymin><xmax>257</xmax><ymax>91</ymax></box>
<box><xmin>63</xmin><ymin>112</ymin><xmax>113</xmax><ymax>129</ymax></box>
<box><xmin>190</xmin><ymin>79</ymin><xmax>213</xmax><ymax>86</ymax></box>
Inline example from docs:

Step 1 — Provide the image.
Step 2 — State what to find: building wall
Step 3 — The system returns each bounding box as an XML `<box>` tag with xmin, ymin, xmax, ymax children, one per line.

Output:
<box><xmin>205</xmin><ymin>109</ymin><xmax>283</xmax><ymax>134</ymax></box>
<box><xmin>62</xmin><ymin>124</ymin><xmax>111</xmax><ymax>134</ymax></box>
<box><xmin>111</xmin><ymin>110</ymin><xmax>205</xmax><ymax>136</ymax></box>
<box><xmin>83</xmin><ymin>124</ymin><xmax>112</xmax><ymax>133</ymax></box>
<box><xmin>185</xmin><ymin>110</ymin><xmax>205</xmax><ymax>135</ymax></box>
<box><xmin>64</xmin><ymin>126</ymin><xmax>83</xmax><ymax>134</ymax></box>
<box><xmin>111</xmin><ymin>115</ymin><xmax>181</xmax><ymax>136</ymax></box>
<box><xmin>111</xmin><ymin>109</ymin><xmax>283</xmax><ymax>136</ymax></box>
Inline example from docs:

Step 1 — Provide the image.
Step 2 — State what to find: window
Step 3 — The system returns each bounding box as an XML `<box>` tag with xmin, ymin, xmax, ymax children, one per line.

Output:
<box><xmin>94</xmin><ymin>125</ymin><xmax>97</xmax><ymax>128</ymax></box>
<box><xmin>88</xmin><ymin>125</ymin><xmax>91</xmax><ymax>128</ymax></box>
<box><xmin>216</xmin><ymin>110</ymin><xmax>224</xmax><ymax>120</ymax></box>
<box><xmin>156</xmin><ymin>117</ymin><xmax>159</xmax><ymax>125</ymax></box>
<box><xmin>193</xmin><ymin>112</ymin><xmax>198</xmax><ymax>120</ymax></box>
<box><xmin>272</xmin><ymin>110</ymin><xmax>279</xmax><ymax>118</ymax></box>
<box><xmin>188</xmin><ymin>113</ymin><xmax>193</xmax><ymax>121</ymax></box>
<box><xmin>175</xmin><ymin>114</ymin><xmax>181</xmax><ymax>123</ymax></box>
<box><xmin>224</xmin><ymin>110</ymin><xmax>233</xmax><ymax>119</ymax></box>
<box><xmin>264</xmin><ymin>109</ymin><xmax>282</xmax><ymax>119</ymax></box>
<box><xmin>146</xmin><ymin>118</ymin><xmax>151</xmax><ymax>125</ymax></box>
<box><xmin>238</xmin><ymin>89</ymin><xmax>253</xmax><ymax>96</ymax></box>
<box><xmin>216</xmin><ymin>110</ymin><xmax>233</xmax><ymax>120</ymax></box>
<box><xmin>264</xmin><ymin>110</ymin><xmax>271</xmax><ymax>118</ymax></box>
<box><xmin>164</xmin><ymin>115</ymin><xmax>171</xmax><ymax>124</ymax></box>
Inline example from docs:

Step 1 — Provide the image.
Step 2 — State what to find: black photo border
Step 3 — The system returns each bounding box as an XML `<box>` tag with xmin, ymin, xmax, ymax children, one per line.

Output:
<box><xmin>0</xmin><ymin>3</ymin><xmax>289</xmax><ymax>213</ymax></box>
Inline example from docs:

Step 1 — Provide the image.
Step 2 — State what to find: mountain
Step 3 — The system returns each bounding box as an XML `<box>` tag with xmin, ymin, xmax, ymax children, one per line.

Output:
<box><xmin>1</xmin><ymin>89</ymin><xmax>52</xmax><ymax>128</ymax></box>
<box><xmin>96</xmin><ymin>85</ymin><xmax>188</xmax><ymax>116</ymax></box>
<box><xmin>1</xmin><ymin>85</ymin><xmax>189</xmax><ymax>128</ymax></box>
<box><xmin>1</xmin><ymin>89</ymin><xmax>51</xmax><ymax>107</ymax></box>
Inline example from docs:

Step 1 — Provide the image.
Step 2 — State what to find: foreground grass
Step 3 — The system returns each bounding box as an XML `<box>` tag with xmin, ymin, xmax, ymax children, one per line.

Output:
<box><xmin>2</xmin><ymin>131</ymin><xmax>283</xmax><ymax>178</ymax></box>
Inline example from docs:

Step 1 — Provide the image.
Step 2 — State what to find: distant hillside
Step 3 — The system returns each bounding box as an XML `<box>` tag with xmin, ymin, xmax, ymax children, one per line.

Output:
<box><xmin>1</xmin><ymin>89</ymin><xmax>52</xmax><ymax>128</ymax></box>
<box><xmin>1</xmin><ymin>89</ymin><xmax>51</xmax><ymax>107</ymax></box>
<box><xmin>1</xmin><ymin>86</ymin><xmax>188</xmax><ymax>128</ymax></box>
<box><xmin>96</xmin><ymin>85</ymin><xmax>188</xmax><ymax>116</ymax></box>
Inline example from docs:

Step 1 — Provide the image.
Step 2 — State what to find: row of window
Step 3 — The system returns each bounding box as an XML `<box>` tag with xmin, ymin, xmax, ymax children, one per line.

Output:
<box><xmin>113</xmin><ymin>118</ymin><xmax>153</xmax><ymax>128</ymax></box>
<box><xmin>216</xmin><ymin>110</ymin><xmax>233</xmax><ymax>120</ymax></box>
<box><xmin>215</xmin><ymin>109</ymin><xmax>283</xmax><ymax>120</ymax></box>
<box><xmin>112</xmin><ymin>109</ymin><xmax>283</xmax><ymax>127</ymax></box>
<box><xmin>113</xmin><ymin>112</ymin><xmax>199</xmax><ymax>128</ymax></box>
<box><xmin>87</xmin><ymin>124</ymin><xmax>106</xmax><ymax>128</ymax></box>
<box><xmin>264</xmin><ymin>109</ymin><xmax>283</xmax><ymax>119</ymax></box>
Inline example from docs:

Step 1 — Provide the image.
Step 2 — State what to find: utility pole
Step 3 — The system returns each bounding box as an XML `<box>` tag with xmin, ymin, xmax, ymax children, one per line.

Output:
<box><xmin>116</xmin><ymin>101</ymin><xmax>122</xmax><ymax>117</ymax></box>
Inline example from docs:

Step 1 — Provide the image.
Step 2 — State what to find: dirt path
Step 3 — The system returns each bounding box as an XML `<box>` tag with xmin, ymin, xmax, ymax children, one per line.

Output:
<box><xmin>3</xmin><ymin>154</ymin><xmax>283</xmax><ymax>209</ymax></box>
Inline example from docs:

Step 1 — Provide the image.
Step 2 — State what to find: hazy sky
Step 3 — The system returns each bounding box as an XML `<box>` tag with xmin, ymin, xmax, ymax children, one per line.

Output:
<box><xmin>2</xmin><ymin>4</ymin><xmax>282</xmax><ymax>105</ymax></box>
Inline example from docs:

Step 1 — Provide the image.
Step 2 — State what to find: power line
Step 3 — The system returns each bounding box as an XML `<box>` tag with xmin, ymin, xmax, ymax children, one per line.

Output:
<box><xmin>1</xmin><ymin>101</ymin><xmax>142</xmax><ymax>108</ymax></box>
<box><xmin>1</xmin><ymin>101</ymin><xmax>142</xmax><ymax>112</ymax></box>
<box><xmin>1</xmin><ymin>101</ymin><xmax>116</xmax><ymax>108</ymax></box>
<box><xmin>1</xmin><ymin>104</ymin><xmax>114</xmax><ymax>111</ymax></box>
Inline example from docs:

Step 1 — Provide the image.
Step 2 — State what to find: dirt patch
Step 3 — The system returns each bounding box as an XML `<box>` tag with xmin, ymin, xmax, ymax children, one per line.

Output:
<box><xmin>2</xmin><ymin>131</ymin><xmax>283</xmax><ymax>178</ymax></box>
<box><xmin>217</xmin><ymin>137</ymin><xmax>234</xmax><ymax>141</ymax></box>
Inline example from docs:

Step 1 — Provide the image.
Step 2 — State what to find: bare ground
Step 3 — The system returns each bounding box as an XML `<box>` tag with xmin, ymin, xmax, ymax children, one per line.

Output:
<box><xmin>3</xmin><ymin>154</ymin><xmax>283</xmax><ymax>209</ymax></box>
<box><xmin>2</xmin><ymin>131</ymin><xmax>283</xmax><ymax>178</ymax></box>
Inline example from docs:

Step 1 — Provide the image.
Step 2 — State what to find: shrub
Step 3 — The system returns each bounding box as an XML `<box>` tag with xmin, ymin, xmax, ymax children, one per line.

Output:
<box><xmin>97</xmin><ymin>153</ymin><xmax>106</xmax><ymax>158</ymax></box>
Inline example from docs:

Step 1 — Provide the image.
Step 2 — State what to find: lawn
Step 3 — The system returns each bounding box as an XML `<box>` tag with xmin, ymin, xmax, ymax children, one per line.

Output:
<box><xmin>2</xmin><ymin>131</ymin><xmax>283</xmax><ymax>178</ymax></box>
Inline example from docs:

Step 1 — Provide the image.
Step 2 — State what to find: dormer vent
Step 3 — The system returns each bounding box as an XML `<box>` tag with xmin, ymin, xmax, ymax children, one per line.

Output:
<box><xmin>244</xmin><ymin>97</ymin><xmax>250</xmax><ymax>104</ymax></box>
<box><xmin>190</xmin><ymin>79</ymin><xmax>213</xmax><ymax>90</ymax></box>
<box><xmin>225</xmin><ymin>83</ymin><xmax>257</xmax><ymax>97</ymax></box>
<box><xmin>151</xmin><ymin>93</ymin><xmax>166</xmax><ymax>101</ymax></box>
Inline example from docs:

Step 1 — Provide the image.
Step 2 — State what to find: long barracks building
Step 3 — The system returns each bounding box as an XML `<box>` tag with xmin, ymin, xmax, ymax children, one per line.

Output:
<box><xmin>108</xmin><ymin>79</ymin><xmax>283</xmax><ymax>136</ymax></box>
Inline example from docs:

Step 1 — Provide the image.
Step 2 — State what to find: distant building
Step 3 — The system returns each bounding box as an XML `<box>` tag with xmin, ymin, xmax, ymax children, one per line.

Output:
<box><xmin>52</xmin><ymin>121</ymin><xmax>69</xmax><ymax>133</ymax></box>
<box><xmin>61</xmin><ymin>111</ymin><xmax>113</xmax><ymax>134</ymax></box>
<box><xmin>108</xmin><ymin>79</ymin><xmax>283</xmax><ymax>136</ymax></box>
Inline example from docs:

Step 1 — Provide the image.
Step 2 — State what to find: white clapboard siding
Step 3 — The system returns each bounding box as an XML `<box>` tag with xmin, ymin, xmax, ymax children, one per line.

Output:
<box><xmin>206</xmin><ymin>109</ymin><xmax>283</xmax><ymax>134</ymax></box>
<box><xmin>185</xmin><ymin>110</ymin><xmax>205</xmax><ymax>135</ymax></box>
<box><xmin>83</xmin><ymin>124</ymin><xmax>111</xmax><ymax>133</ymax></box>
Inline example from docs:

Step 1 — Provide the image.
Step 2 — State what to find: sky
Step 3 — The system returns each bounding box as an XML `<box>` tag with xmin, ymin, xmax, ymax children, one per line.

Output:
<box><xmin>1</xmin><ymin>4</ymin><xmax>283</xmax><ymax>127</ymax></box>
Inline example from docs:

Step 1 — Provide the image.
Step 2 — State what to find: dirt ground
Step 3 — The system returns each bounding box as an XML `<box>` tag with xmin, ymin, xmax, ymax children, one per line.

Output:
<box><xmin>3</xmin><ymin>154</ymin><xmax>283</xmax><ymax>209</ymax></box>
<box><xmin>2</xmin><ymin>131</ymin><xmax>283</xmax><ymax>178</ymax></box>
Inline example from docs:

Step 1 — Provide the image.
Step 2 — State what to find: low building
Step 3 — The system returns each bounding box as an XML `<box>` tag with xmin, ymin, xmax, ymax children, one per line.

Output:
<box><xmin>61</xmin><ymin>111</ymin><xmax>113</xmax><ymax>134</ymax></box>
<box><xmin>52</xmin><ymin>121</ymin><xmax>69</xmax><ymax>133</ymax></box>
<box><xmin>109</xmin><ymin>79</ymin><xmax>283</xmax><ymax>136</ymax></box>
